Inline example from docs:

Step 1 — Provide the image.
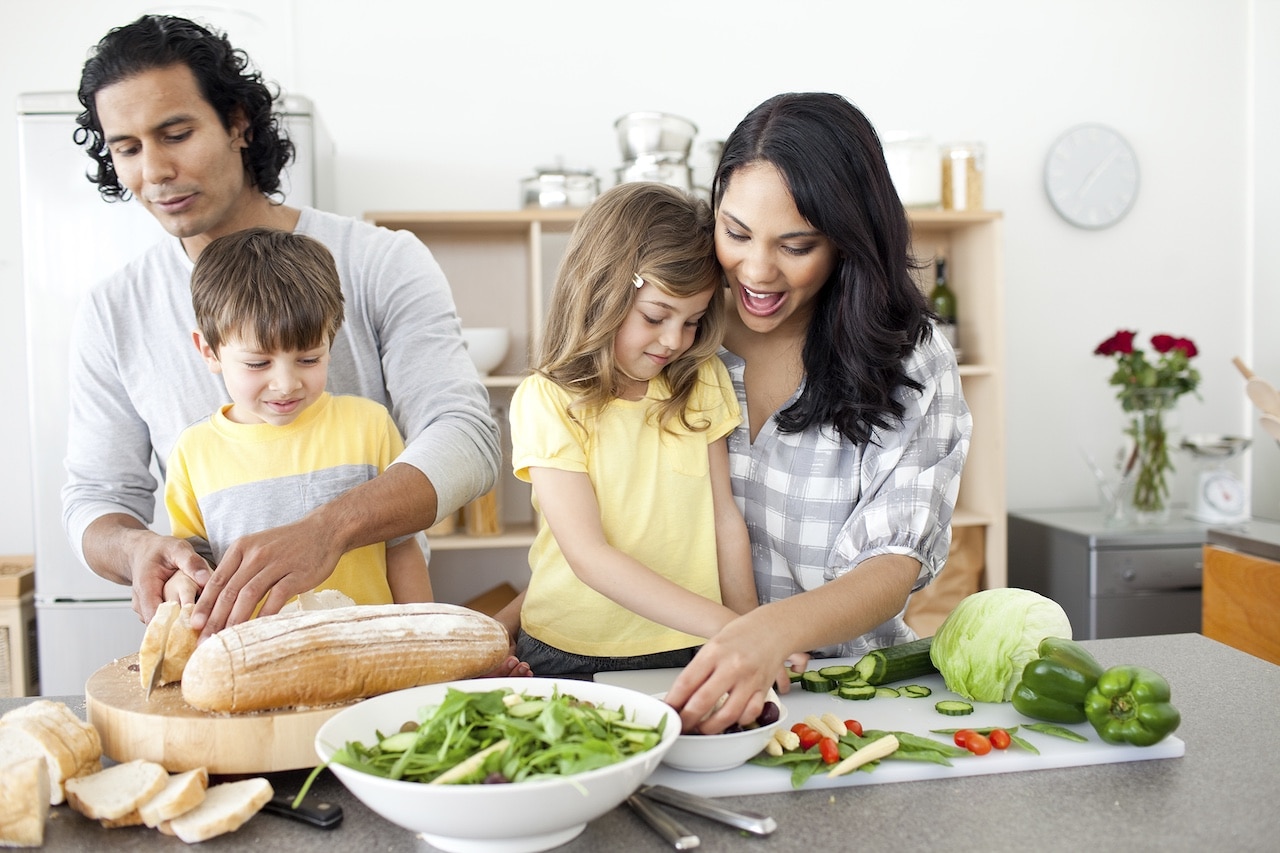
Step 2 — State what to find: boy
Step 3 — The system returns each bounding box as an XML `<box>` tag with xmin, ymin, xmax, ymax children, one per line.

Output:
<box><xmin>163</xmin><ymin>227</ymin><xmax>431</xmax><ymax>606</ymax></box>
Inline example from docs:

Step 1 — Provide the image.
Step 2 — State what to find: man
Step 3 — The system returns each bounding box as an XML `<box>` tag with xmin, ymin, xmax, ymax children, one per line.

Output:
<box><xmin>65</xmin><ymin>14</ymin><xmax>501</xmax><ymax>636</ymax></box>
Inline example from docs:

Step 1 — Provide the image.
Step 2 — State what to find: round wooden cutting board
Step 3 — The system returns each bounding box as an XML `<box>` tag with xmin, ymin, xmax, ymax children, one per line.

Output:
<box><xmin>86</xmin><ymin>654</ymin><xmax>353</xmax><ymax>774</ymax></box>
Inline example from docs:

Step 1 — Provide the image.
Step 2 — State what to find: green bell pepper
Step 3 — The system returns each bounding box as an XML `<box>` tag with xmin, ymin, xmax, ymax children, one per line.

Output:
<box><xmin>1011</xmin><ymin>637</ymin><xmax>1105</xmax><ymax>724</ymax></box>
<box><xmin>1084</xmin><ymin>665</ymin><xmax>1181</xmax><ymax>747</ymax></box>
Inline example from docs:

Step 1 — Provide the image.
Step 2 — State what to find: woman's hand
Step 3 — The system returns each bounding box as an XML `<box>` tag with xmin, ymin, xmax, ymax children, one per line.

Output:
<box><xmin>664</xmin><ymin>609</ymin><xmax>795</xmax><ymax>734</ymax></box>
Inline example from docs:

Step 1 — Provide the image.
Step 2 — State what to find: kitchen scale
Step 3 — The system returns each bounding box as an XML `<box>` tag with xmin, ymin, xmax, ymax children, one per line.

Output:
<box><xmin>1180</xmin><ymin>434</ymin><xmax>1251</xmax><ymax>523</ymax></box>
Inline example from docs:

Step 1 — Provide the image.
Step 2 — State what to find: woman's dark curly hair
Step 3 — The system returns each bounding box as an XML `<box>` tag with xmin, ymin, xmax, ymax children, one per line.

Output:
<box><xmin>712</xmin><ymin>92</ymin><xmax>931</xmax><ymax>445</ymax></box>
<box><xmin>74</xmin><ymin>14</ymin><xmax>294</xmax><ymax>201</ymax></box>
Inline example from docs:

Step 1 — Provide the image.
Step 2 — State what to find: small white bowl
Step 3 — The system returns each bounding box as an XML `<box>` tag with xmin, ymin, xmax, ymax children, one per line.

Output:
<box><xmin>316</xmin><ymin>677</ymin><xmax>679</xmax><ymax>853</ymax></box>
<box><xmin>461</xmin><ymin>327</ymin><xmax>510</xmax><ymax>376</ymax></box>
<box><xmin>658</xmin><ymin>689</ymin><xmax>788</xmax><ymax>773</ymax></box>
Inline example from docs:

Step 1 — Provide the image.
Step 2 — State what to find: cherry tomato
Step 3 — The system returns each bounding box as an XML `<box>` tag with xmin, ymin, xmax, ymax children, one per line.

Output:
<box><xmin>953</xmin><ymin>729</ymin><xmax>978</xmax><ymax>749</ymax></box>
<box><xmin>843</xmin><ymin>719</ymin><xmax>864</xmax><ymax>737</ymax></box>
<box><xmin>989</xmin><ymin>728</ymin><xmax>1012</xmax><ymax>750</ymax></box>
<box><xmin>791</xmin><ymin>723</ymin><xmax>822</xmax><ymax>751</ymax></box>
<box><xmin>818</xmin><ymin>737</ymin><xmax>841</xmax><ymax>764</ymax></box>
<box><xmin>964</xmin><ymin>732</ymin><xmax>993</xmax><ymax>755</ymax></box>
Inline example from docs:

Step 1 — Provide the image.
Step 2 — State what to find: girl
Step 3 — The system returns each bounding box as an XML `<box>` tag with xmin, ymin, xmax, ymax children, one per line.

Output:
<box><xmin>509</xmin><ymin>182</ymin><xmax>758</xmax><ymax>676</ymax></box>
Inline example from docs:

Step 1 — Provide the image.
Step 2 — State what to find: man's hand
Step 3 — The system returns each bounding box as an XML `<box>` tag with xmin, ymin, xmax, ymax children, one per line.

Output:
<box><xmin>189</xmin><ymin>514</ymin><xmax>343</xmax><ymax>637</ymax></box>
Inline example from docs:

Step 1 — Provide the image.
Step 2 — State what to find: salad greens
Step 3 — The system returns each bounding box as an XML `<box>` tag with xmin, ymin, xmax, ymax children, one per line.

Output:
<box><xmin>298</xmin><ymin>686</ymin><xmax>666</xmax><ymax>801</ymax></box>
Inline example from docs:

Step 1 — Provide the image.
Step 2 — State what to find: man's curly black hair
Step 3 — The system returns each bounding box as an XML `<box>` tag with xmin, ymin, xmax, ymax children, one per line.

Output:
<box><xmin>74</xmin><ymin>14</ymin><xmax>294</xmax><ymax>201</ymax></box>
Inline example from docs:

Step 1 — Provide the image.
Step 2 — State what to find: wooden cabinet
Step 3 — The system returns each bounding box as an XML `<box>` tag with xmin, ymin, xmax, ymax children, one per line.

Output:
<box><xmin>1203</xmin><ymin>544</ymin><xmax>1280</xmax><ymax>665</ymax></box>
<box><xmin>365</xmin><ymin>208</ymin><xmax>1006</xmax><ymax>609</ymax></box>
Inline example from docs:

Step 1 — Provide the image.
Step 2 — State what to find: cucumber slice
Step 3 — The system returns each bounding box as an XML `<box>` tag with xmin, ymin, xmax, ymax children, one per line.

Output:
<box><xmin>873</xmin><ymin>687</ymin><xmax>900</xmax><ymax>699</ymax></box>
<box><xmin>836</xmin><ymin>683</ymin><xmax>876</xmax><ymax>701</ymax></box>
<box><xmin>935</xmin><ymin>700</ymin><xmax>975</xmax><ymax>716</ymax></box>
<box><xmin>800</xmin><ymin>671</ymin><xmax>835</xmax><ymax>693</ymax></box>
<box><xmin>817</xmin><ymin>665</ymin><xmax>859</xmax><ymax>683</ymax></box>
<box><xmin>902</xmin><ymin>684</ymin><xmax>933</xmax><ymax>698</ymax></box>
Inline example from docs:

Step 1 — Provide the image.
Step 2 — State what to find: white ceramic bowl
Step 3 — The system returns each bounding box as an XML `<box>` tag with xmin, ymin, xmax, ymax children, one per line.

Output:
<box><xmin>658</xmin><ymin>689</ymin><xmax>788</xmax><ymax>773</ymax></box>
<box><xmin>460</xmin><ymin>327</ymin><xmax>510</xmax><ymax>376</ymax></box>
<box><xmin>315</xmin><ymin>677</ymin><xmax>679</xmax><ymax>853</ymax></box>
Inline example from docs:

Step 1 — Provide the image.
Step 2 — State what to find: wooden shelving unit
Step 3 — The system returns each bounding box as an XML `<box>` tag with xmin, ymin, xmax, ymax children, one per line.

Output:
<box><xmin>367</xmin><ymin>207</ymin><xmax>1006</xmax><ymax>603</ymax></box>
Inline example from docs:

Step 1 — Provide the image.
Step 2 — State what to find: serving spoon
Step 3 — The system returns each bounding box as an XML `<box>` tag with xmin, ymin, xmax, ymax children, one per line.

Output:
<box><xmin>1232</xmin><ymin>357</ymin><xmax>1280</xmax><ymax>417</ymax></box>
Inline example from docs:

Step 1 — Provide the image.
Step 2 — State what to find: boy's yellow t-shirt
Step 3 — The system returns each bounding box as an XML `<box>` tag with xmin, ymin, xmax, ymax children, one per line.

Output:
<box><xmin>510</xmin><ymin>359</ymin><xmax>742</xmax><ymax>657</ymax></box>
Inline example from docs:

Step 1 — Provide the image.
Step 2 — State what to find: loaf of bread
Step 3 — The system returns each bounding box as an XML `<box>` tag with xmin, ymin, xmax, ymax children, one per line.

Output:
<box><xmin>181</xmin><ymin>603</ymin><xmax>510</xmax><ymax>713</ymax></box>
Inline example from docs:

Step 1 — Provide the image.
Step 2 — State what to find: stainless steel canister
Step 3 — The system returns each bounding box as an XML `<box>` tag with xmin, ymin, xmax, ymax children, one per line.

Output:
<box><xmin>521</xmin><ymin>169</ymin><xmax>600</xmax><ymax>208</ymax></box>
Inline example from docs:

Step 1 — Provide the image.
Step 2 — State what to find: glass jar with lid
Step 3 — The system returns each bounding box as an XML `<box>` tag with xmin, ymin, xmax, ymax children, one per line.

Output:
<box><xmin>941</xmin><ymin>142</ymin><xmax>985</xmax><ymax>211</ymax></box>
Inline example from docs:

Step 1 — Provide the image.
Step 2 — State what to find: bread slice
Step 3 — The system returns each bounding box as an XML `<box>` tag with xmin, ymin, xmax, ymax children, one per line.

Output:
<box><xmin>0</xmin><ymin>719</ymin><xmax>73</xmax><ymax>806</ymax></box>
<box><xmin>139</xmin><ymin>600</ymin><xmax>181</xmax><ymax>691</ymax></box>
<box><xmin>139</xmin><ymin>767</ymin><xmax>209</xmax><ymax>828</ymax></box>
<box><xmin>160</xmin><ymin>603</ymin><xmax>199</xmax><ymax>684</ymax></box>
<box><xmin>279</xmin><ymin>588</ymin><xmax>356</xmax><ymax>613</ymax></box>
<box><xmin>161</xmin><ymin>777</ymin><xmax>273</xmax><ymax>844</ymax></box>
<box><xmin>64</xmin><ymin>759</ymin><xmax>168</xmax><ymax>821</ymax></box>
<box><xmin>0</xmin><ymin>757</ymin><xmax>49</xmax><ymax>847</ymax></box>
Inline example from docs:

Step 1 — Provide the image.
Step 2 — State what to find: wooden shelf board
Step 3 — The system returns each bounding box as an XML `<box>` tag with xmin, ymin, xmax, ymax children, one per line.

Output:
<box><xmin>427</xmin><ymin>522</ymin><xmax>536</xmax><ymax>551</ymax></box>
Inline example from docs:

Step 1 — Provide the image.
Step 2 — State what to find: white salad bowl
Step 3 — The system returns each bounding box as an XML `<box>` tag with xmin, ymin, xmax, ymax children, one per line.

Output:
<box><xmin>460</xmin><ymin>326</ymin><xmax>510</xmax><ymax>376</ymax></box>
<box><xmin>658</xmin><ymin>688</ymin><xmax>788</xmax><ymax>772</ymax></box>
<box><xmin>315</xmin><ymin>677</ymin><xmax>679</xmax><ymax>853</ymax></box>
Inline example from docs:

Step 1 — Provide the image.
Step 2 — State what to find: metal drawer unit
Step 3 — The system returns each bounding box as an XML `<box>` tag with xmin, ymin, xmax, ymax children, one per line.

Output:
<box><xmin>1008</xmin><ymin>509</ymin><xmax>1208</xmax><ymax>639</ymax></box>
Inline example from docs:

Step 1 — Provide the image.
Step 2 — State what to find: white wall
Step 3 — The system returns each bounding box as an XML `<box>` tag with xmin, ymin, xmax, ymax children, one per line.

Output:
<box><xmin>0</xmin><ymin>0</ymin><xmax>1272</xmax><ymax>557</ymax></box>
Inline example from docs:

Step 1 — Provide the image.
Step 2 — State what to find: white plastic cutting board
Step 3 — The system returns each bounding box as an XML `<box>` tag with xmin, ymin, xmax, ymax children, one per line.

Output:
<box><xmin>596</xmin><ymin>658</ymin><xmax>1184</xmax><ymax>797</ymax></box>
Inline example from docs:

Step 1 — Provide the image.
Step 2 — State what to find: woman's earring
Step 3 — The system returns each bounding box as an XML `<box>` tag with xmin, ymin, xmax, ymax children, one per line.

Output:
<box><xmin>632</xmin><ymin>274</ymin><xmax>644</xmax><ymax>289</ymax></box>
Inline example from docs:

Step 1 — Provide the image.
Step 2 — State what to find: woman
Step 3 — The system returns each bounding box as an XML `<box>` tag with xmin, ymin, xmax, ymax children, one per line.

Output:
<box><xmin>664</xmin><ymin>92</ymin><xmax>972</xmax><ymax>733</ymax></box>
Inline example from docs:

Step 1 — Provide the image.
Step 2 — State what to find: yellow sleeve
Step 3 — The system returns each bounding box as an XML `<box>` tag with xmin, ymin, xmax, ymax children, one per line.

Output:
<box><xmin>162</xmin><ymin>436</ymin><xmax>208</xmax><ymax>545</ymax></box>
<box><xmin>509</xmin><ymin>374</ymin><xmax>589</xmax><ymax>483</ymax></box>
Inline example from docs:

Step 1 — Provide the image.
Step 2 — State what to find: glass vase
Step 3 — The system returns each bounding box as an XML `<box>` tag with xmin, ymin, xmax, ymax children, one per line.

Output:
<box><xmin>1117</xmin><ymin>388</ymin><xmax>1179</xmax><ymax>525</ymax></box>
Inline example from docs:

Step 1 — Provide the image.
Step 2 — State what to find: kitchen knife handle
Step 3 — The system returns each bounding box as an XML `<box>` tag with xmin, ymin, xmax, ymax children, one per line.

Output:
<box><xmin>262</xmin><ymin>792</ymin><xmax>344</xmax><ymax>829</ymax></box>
<box><xmin>627</xmin><ymin>793</ymin><xmax>700</xmax><ymax>850</ymax></box>
<box><xmin>640</xmin><ymin>784</ymin><xmax>777</xmax><ymax>836</ymax></box>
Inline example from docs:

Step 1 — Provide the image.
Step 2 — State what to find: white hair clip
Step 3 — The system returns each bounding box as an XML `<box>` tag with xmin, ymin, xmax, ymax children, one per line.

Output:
<box><xmin>632</xmin><ymin>273</ymin><xmax>644</xmax><ymax>289</ymax></box>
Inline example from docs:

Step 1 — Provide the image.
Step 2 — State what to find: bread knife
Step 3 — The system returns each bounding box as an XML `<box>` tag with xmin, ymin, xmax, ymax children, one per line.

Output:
<box><xmin>262</xmin><ymin>792</ymin><xmax>344</xmax><ymax>829</ymax></box>
<box><xmin>638</xmin><ymin>784</ymin><xmax>776</xmax><ymax>836</ymax></box>
<box><xmin>145</xmin><ymin>647</ymin><xmax>165</xmax><ymax>699</ymax></box>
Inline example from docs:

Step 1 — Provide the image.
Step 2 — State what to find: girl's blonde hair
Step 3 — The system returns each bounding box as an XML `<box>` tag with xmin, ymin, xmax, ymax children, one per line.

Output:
<box><xmin>535</xmin><ymin>182</ymin><xmax>723</xmax><ymax>433</ymax></box>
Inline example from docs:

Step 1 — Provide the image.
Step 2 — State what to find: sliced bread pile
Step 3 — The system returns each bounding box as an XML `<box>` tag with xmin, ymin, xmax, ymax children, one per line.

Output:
<box><xmin>0</xmin><ymin>699</ymin><xmax>272</xmax><ymax>847</ymax></box>
<box><xmin>0</xmin><ymin>699</ymin><xmax>102</xmax><ymax>847</ymax></box>
<box><xmin>65</xmin><ymin>759</ymin><xmax>272</xmax><ymax>843</ymax></box>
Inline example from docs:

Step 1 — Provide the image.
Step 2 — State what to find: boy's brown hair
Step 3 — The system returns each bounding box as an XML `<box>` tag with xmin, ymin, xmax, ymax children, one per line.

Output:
<box><xmin>191</xmin><ymin>227</ymin><xmax>344</xmax><ymax>353</ymax></box>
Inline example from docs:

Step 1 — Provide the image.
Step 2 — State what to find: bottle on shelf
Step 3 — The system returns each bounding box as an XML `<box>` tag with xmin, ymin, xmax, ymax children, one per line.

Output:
<box><xmin>929</xmin><ymin>257</ymin><xmax>960</xmax><ymax>359</ymax></box>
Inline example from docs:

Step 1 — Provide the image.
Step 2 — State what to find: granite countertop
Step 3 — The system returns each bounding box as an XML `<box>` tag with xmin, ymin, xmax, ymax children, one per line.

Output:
<box><xmin>1207</xmin><ymin>517</ymin><xmax>1280</xmax><ymax>562</ymax></box>
<box><xmin>8</xmin><ymin>633</ymin><xmax>1279</xmax><ymax>852</ymax></box>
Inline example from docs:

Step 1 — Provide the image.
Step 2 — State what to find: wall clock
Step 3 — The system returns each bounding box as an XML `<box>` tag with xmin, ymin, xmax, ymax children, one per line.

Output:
<box><xmin>1044</xmin><ymin>124</ymin><xmax>1139</xmax><ymax>229</ymax></box>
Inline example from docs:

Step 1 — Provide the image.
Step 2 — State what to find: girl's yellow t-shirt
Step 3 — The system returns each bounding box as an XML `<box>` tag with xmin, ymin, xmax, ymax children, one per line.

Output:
<box><xmin>510</xmin><ymin>359</ymin><xmax>741</xmax><ymax>656</ymax></box>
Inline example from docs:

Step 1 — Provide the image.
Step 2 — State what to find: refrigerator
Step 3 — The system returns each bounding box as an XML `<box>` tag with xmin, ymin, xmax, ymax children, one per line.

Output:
<box><xmin>18</xmin><ymin>91</ymin><xmax>327</xmax><ymax>695</ymax></box>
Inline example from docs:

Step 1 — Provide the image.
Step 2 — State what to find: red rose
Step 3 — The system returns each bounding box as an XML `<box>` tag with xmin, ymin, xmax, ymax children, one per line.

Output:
<box><xmin>1094</xmin><ymin>329</ymin><xmax>1136</xmax><ymax>356</ymax></box>
<box><xmin>1173</xmin><ymin>337</ymin><xmax>1198</xmax><ymax>357</ymax></box>
<box><xmin>1150</xmin><ymin>334</ymin><xmax>1177</xmax><ymax>353</ymax></box>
